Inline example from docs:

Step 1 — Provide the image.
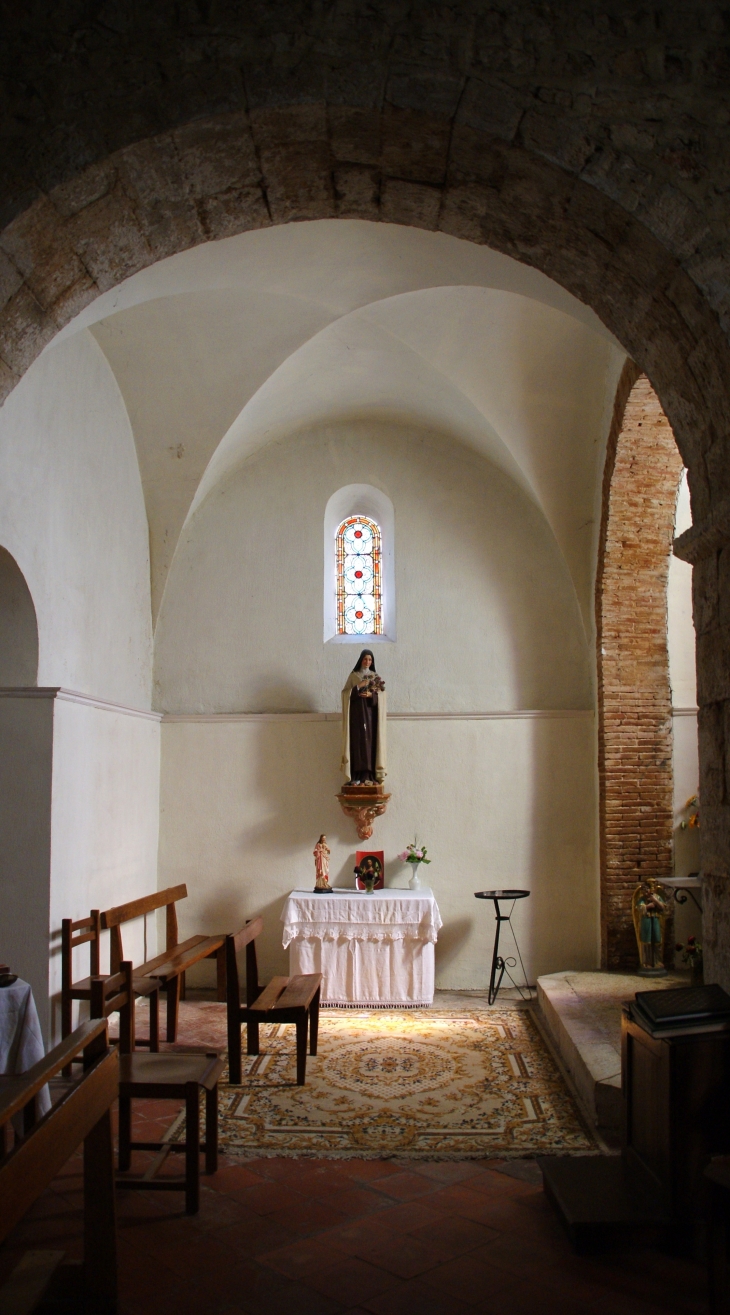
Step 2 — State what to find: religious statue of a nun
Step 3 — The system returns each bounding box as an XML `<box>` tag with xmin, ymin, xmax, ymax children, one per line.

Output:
<box><xmin>340</xmin><ymin>650</ymin><xmax>387</xmax><ymax>785</ymax></box>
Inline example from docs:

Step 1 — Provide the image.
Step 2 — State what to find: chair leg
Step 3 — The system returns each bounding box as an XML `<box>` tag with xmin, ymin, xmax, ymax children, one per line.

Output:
<box><xmin>246</xmin><ymin>1019</ymin><xmax>260</xmax><ymax>1056</ymax></box>
<box><xmin>185</xmin><ymin>1083</ymin><xmax>200</xmax><ymax>1215</ymax></box>
<box><xmin>118</xmin><ymin>1095</ymin><xmax>132</xmax><ymax>1172</ymax></box>
<box><xmin>150</xmin><ymin>988</ymin><xmax>159</xmax><ymax>1052</ymax></box>
<box><xmin>228</xmin><ymin>1013</ymin><xmax>242</xmax><ymax>1084</ymax></box>
<box><xmin>166</xmin><ymin>975</ymin><xmax>181</xmax><ymax>1042</ymax></box>
<box><xmin>309</xmin><ymin>987</ymin><xmax>320</xmax><ymax>1056</ymax></box>
<box><xmin>296</xmin><ymin>1014</ymin><xmax>308</xmax><ymax>1085</ymax></box>
<box><xmin>216</xmin><ymin>945</ymin><xmax>226</xmax><ymax>1002</ymax></box>
<box><xmin>205</xmin><ymin>1084</ymin><xmax>218</xmax><ymax>1175</ymax></box>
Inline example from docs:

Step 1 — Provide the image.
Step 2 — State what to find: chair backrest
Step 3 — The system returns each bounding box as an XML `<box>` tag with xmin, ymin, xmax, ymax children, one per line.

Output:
<box><xmin>61</xmin><ymin>910</ymin><xmax>101</xmax><ymax>989</ymax></box>
<box><xmin>226</xmin><ymin>918</ymin><xmax>264</xmax><ymax>1009</ymax></box>
<box><xmin>90</xmin><ymin>962</ymin><xmax>135</xmax><ymax>1054</ymax></box>
<box><xmin>100</xmin><ymin>884</ymin><xmax>187</xmax><ymax>970</ymax></box>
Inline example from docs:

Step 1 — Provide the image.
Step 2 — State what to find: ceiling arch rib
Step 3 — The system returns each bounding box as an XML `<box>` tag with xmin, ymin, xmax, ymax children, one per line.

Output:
<box><xmin>81</xmin><ymin>223</ymin><xmax>624</xmax><ymax>630</ymax></box>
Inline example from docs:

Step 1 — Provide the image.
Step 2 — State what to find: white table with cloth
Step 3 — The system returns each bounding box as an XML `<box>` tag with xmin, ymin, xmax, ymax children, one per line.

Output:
<box><xmin>0</xmin><ymin>978</ymin><xmax>51</xmax><ymax>1116</ymax></box>
<box><xmin>280</xmin><ymin>889</ymin><xmax>442</xmax><ymax>1006</ymax></box>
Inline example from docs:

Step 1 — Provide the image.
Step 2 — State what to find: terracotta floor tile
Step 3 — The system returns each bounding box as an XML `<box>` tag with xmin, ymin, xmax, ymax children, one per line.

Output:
<box><xmin>370</xmin><ymin>1171</ymin><xmax>441</xmax><ymax>1201</ymax></box>
<box><xmin>411</xmin><ymin>1214</ymin><xmax>500</xmax><ymax>1258</ymax></box>
<box><xmin>265</xmin><ymin>1198</ymin><xmax>336</xmax><ymax>1235</ymax></box>
<box><xmin>208</xmin><ymin>1161</ymin><xmax>270</xmax><ymax>1192</ymax></box>
<box><xmin>242</xmin><ymin>1278</ymin><xmax>346</xmax><ymax>1315</ymax></box>
<box><xmin>369</xmin><ymin>1198</ymin><xmax>447</xmax><ymax>1233</ymax></box>
<box><xmin>362</xmin><ymin>1274</ymin><xmax>474</xmax><ymax>1314</ymax></box>
<box><xmin>356</xmin><ymin>1232</ymin><xmax>449</xmax><ymax>1279</ymax></box>
<box><xmin>425</xmin><ymin>1184</ymin><xmax>524</xmax><ymax>1227</ymax></box>
<box><xmin>311</xmin><ymin>1184</ymin><xmax>391</xmax><ymax>1217</ymax></box>
<box><xmin>425</xmin><ymin>1251</ymin><xmax>516</xmax><ymax>1305</ymax></box>
<box><xmin>259</xmin><ymin>1233</ymin><xmax>351</xmax><ymax>1279</ymax></box>
<box><xmin>408</xmin><ymin>1161</ymin><xmax>492</xmax><ymax>1185</ymax></box>
<box><xmin>233</xmin><ymin>1179</ymin><xmax>307</xmax><ymax>1215</ymax></box>
<box><xmin>306</xmin><ymin>1254</ymin><xmax>401</xmax><ymax>1305</ymax></box>
<box><xmin>339</xmin><ymin>1161</ymin><xmax>405</xmax><ymax>1184</ymax></box>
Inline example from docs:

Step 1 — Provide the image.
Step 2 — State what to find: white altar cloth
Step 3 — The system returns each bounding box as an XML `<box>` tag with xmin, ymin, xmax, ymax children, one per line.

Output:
<box><xmin>0</xmin><ymin>978</ymin><xmax>51</xmax><ymax>1116</ymax></box>
<box><xmin>281</xmin><ymin>889</ymin><xmax>442</xmax><ymax>1006</ymax></box>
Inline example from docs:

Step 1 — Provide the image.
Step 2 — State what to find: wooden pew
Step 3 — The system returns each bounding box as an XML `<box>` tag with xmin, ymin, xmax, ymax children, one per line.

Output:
<box><xmin>61</xmin><ymin>910</ymin><xmax>160</xmax><ymax>1059</ymax></box>
<box><xmin>226</xmin><ymin>919</ymin><xmax>321</xmax><ymax>1086</ymax></box>
<box><xmin>0</xmin><ymin>1018</ymin><xmax>118</xmax><ymax>1313</ymax></box>
<box><xmin>100</xmin><ymin>884</ymin><xmax>226</xmax><ymax>1042</ymax></box>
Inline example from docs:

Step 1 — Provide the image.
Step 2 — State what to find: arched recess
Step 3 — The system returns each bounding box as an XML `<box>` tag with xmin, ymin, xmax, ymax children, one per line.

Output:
<box><xmin>1</xmin><ymin>106</ymin><xmax>730</xmax><ymax>979</ymax></box>
<box><xmin>0</xmin><ymin>546</ymin><xmax>38</xmax><ymax>686</ymax></box>
<box><xmin>597</xmin><ymin>370</ymin><xmax>684</xmax><ymax>969</ymax></box>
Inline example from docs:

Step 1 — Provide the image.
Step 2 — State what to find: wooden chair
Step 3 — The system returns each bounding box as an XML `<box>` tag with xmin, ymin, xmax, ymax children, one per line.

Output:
<box><xmin>90</xmin><ymin>964</ymin><xmax>224</xmax><ymax>1215</ymax></box>
<box><xmin>61</xmin><ymin>910</ymin><xmax>160</xmax><ymax>1057</ymax></box>
<box><xmin>100</xmin><ymin>884</ymin><xmax>226</xmax><ymax>1043</ymax></box>
<box><xmin>0</xmin><ymin>1017</ymin><xmax>118</xmax><ymax>1314</ymax></box>
<box><xmin>226</xmin><ymin>918</ymin><xmax>322</xmax><ymax>1086</ymax></box>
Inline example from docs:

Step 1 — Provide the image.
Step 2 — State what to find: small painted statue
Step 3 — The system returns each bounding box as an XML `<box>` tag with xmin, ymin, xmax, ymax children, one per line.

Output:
<box><xmin>313</xmin><ymin>834</ymin><xmax>332</xmax><ymax>892</ymax></box>
<box><xmin>632</xmin><ymin>878</ymin><xmax>670</xmax><ymax>974</ymax></box>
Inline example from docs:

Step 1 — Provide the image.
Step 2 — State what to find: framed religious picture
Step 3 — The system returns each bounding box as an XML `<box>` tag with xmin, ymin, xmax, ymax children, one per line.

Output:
<box><xmin>355</xmin><ymin>850</ymin><xmax>385</xmax><ymax>889</ymax></box>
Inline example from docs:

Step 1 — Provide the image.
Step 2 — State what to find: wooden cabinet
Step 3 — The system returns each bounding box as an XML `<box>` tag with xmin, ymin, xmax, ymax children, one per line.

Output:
<box><xmin>622</xmin><ymin>1006</ymin><xmax>730</xmax><ymax>1224</ymax></box>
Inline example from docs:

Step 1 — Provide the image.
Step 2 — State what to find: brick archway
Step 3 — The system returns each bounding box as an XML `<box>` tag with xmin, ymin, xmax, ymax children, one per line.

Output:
<box><xmin>597</xmin><ymin>369</ymin><xmax>684</xmax><ymax>969</ymax></box>
<box><xmin>1</xmin><ymin>103</ymin><xmax>730</xmax><ymax>980</ymax></box>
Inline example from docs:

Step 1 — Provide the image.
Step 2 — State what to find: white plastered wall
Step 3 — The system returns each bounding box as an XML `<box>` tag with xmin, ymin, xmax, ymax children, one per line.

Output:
<box><xmin>0</xmin><ymin>333</ymin><xmax>159</xmax><ymax>1035</ymax></box>
<box><xmin>156</xmin><ymin>419</ymin><xmax>599</xmax><ymax>985</ymax></box>
<box><xmin>668</xmin><ymin>470</ymin><xmax>701</xmax><ymax>944</ymax></box>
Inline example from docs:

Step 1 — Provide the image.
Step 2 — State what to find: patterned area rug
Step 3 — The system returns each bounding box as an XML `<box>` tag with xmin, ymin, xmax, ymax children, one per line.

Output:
<box><xmin>164</xmin><ymin>1003</ymin><xmax>596</xmax><ymax>1160</ymax></box>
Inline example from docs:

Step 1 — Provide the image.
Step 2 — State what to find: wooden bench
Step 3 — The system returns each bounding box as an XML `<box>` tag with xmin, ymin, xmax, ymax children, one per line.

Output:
<box><xmin>0</xmin><ymin>1017</ymin><xmax>118</xmax><ymax>1313</ymax></box>
<box><xmin>61</xmin><ymin>910</ymin><xmax>160</xmax><ymax>1060</ymax></box>
<box><xmin>100</xmin><ymin>884</ymin><xmax>226</xmax><ymax>1042</ymax></box>
<box><xmin>226</xmin><ymin>919</ymin><xmax>322</xmax><ymax>1085</ymax></box>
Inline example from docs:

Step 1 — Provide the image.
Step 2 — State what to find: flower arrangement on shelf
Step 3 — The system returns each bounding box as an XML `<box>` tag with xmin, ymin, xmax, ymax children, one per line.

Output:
<box><xmin>679</xmin><ymin>794</ymin><xmax>700</xmax><ymax>829</ymax></box>
<box><xmin>676</xmin><ymin>934</ymin><xmax>703</xmax><ymax>981</ymax></box>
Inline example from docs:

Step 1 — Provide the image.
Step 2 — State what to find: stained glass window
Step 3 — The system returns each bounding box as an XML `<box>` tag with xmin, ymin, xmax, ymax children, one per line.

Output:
<box><xmin>336</xmin><ymin>516</ymin><xmax>383</xmax><ymax>635</ymax></box>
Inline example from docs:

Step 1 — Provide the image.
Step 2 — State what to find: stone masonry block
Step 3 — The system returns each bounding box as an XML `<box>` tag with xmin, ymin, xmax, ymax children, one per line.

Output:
<box><xmin>196</xmin><ymin>187</ymin><xmax>271</xmax><ymax>242</ymax></box>
<box><xmin>333</xmin><ymin>166</ymin><xmax>380</xmax><ymax>220</ymax></box>
<box><xmin>49</xmin><ymin>160</ymin><xmax>118</xmax><ymax>219</ymax></box>
<box><xmin>250</xmin><ymin>105</ymin><xmax>329</xmax><ymax>152</ymax></box>
<box><xmin>173</xmin><ymin>113</ymin><xmax>261</xmax><ymax>197</ymax></box>
<box><xmin>328</xmin><ymin>107</ymin><xmax>381</xmax><ymax>167</ymax></box>
<box><xmin>520</xmin><ymin>110</ymin><xmax>596</xmax><ymax>175</ymax></box>
<box><xmin>0</xmin><ymin>248</ymin><xmax>23</xmax><ymax>314</ymax></box>
<box><xmin>380</xmin><ymin>178</ymin><xmax>441</xmax><ymax>231</ymax></box>
<box><xmin>0</xmin><ymin>284</ymin><xmax>56</xmax><ymax>377</ymax></box>
<box><xmin>0</xmin><ymin>196</ymin><xmax>87</xmax><ymax>312</ymax></box>
<box><xmin>260</xmin><ymin>143</ymin><xmax>334</xmax><ymax>224</ymax></box>
<box><xmin>455</xmin><ymin>78</ymin><xmax>523</xmax><ymax>144</ymax></box>
<box><xmin>65</xmin><ymin>186</ymin><xmax>153</xmax><ymax>293</ymax></box>
<box><xmin>381</xmin><ymin>107</ymin><xmax>451</xmax><ymax>185</ymax></box>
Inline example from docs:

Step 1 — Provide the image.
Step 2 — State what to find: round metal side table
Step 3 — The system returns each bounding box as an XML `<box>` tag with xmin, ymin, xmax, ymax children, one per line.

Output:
<box><xmin>474</xmin><ymin>889</ymin><xmax>530</xmax><ymax>1005</ymax></box>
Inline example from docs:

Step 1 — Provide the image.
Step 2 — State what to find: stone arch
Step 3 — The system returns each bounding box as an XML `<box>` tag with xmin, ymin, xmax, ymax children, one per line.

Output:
<box><xmin>2</xmin><ymin>104</ymin><xmax>730</xmax><ymax>979</ymax></box>
<box><xmin>0</xmin><ymin>546</ymin><xmax>39</xmax><ymax>686</ymax></box>
<box><xmin>597</xmin><ymin>371</ymin><xmax>685</xmax><ymax>969</ymax></box>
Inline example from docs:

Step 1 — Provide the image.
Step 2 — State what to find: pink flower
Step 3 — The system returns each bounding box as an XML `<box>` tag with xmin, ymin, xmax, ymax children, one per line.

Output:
<box><xmin>398</xmin><ymin>851</ymin><xmax>409</xmax><ymax>862</ymax></box>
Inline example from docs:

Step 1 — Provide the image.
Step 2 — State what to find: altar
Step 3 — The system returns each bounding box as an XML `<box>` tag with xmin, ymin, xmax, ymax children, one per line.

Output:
<box><xmin>281</xmin><ymin>889</ymin><xmax>442</xmax><ymax>1007</ymax></box>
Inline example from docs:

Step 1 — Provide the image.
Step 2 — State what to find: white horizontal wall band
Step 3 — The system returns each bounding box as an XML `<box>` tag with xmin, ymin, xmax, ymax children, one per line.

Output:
<box><xmin>161</xmin><ymin>709</ymin><xmax>595</xmax><ymax>724</ymax></box>
<box><xmin>672</xmin><ymin>706</ymin><xmax>699</xmax><ymax>717</ymax></box>
<box><xmin>0</xmin><ymin>687</ymin><xmax>161</xmax><ymax>722</ymax></box>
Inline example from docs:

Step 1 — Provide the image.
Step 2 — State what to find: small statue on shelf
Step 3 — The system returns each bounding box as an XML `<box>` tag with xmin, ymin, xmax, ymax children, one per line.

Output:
<box><xmin>313</xmin><ymin>834</ymin><xmax>332</xmax><ymax>892</ymax></box>
<box><xmin>632</xmin><ymin>877</ymin><xmax>670</xmax><ymax>976</ymax></box>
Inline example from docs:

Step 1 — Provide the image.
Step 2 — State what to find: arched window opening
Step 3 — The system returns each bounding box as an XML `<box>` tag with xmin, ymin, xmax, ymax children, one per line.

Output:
<box><xmin>336</xmin><ymin>516</ymin><xmax>383</xmax><ymax>636</ymax></box>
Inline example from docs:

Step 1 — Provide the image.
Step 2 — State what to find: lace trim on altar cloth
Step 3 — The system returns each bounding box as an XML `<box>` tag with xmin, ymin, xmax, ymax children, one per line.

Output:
<box><xmin>281</xmin><ymin>928</ymin><xmax>439</xmax><ymax>947</ymax></box>
<box><xmin>322</xmin><ymin>1000</ymin><xmax>431</xmax><ymax>1008</ymax></box>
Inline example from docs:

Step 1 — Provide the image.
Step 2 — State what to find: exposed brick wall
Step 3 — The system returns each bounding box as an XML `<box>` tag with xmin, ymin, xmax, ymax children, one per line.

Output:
<box><xmin>597</xmin><ymin>372</ymin><xmax>684</xmax><ymax>969</ymax></box>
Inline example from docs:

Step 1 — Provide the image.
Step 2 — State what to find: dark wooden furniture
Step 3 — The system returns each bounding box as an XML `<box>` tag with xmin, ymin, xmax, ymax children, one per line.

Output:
<box><xmin>705</xmin><ymin>1156</ymin><xmax>730</xmax><ymax>1314</ymax></box>
<box><xmin>226</xmin><ymin>919</ymin><xmax>322</xmax><ymax>1086</ymax></box>
<box><xmin>100</xmin><ymin>884</ymin><xmax>226</xmax><ymax>1042</ymax></box>
<box><xmin>0</xmin><ymin>1017</ymin><xmax>118</xmax><ymax>1313</ymax></box>
<box><xmin>61</xmin><ymin>910</ymin><xmax>160</xmax><ymax>1059</ymax></box>
<box><xmin>539</xmin><ymin>1003</ymin><xmax>730</xmax><ymax>1252</ymax></box>
<box><xmin>91</xmin><ymin>964</ymin><xmax>224</xmax><ymax>1215</ymax></box>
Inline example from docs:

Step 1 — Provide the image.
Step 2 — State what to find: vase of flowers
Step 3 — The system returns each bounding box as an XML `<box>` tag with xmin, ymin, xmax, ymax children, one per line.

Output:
<box><xmin>398</xmin><ymin>840</ymin><xmax>431</xmax><ymax>890</ymax></box>
<box><xmin>676</xmin><ymin>934</ymin><xmax>703</xmax><ymax>984</ymax></box>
